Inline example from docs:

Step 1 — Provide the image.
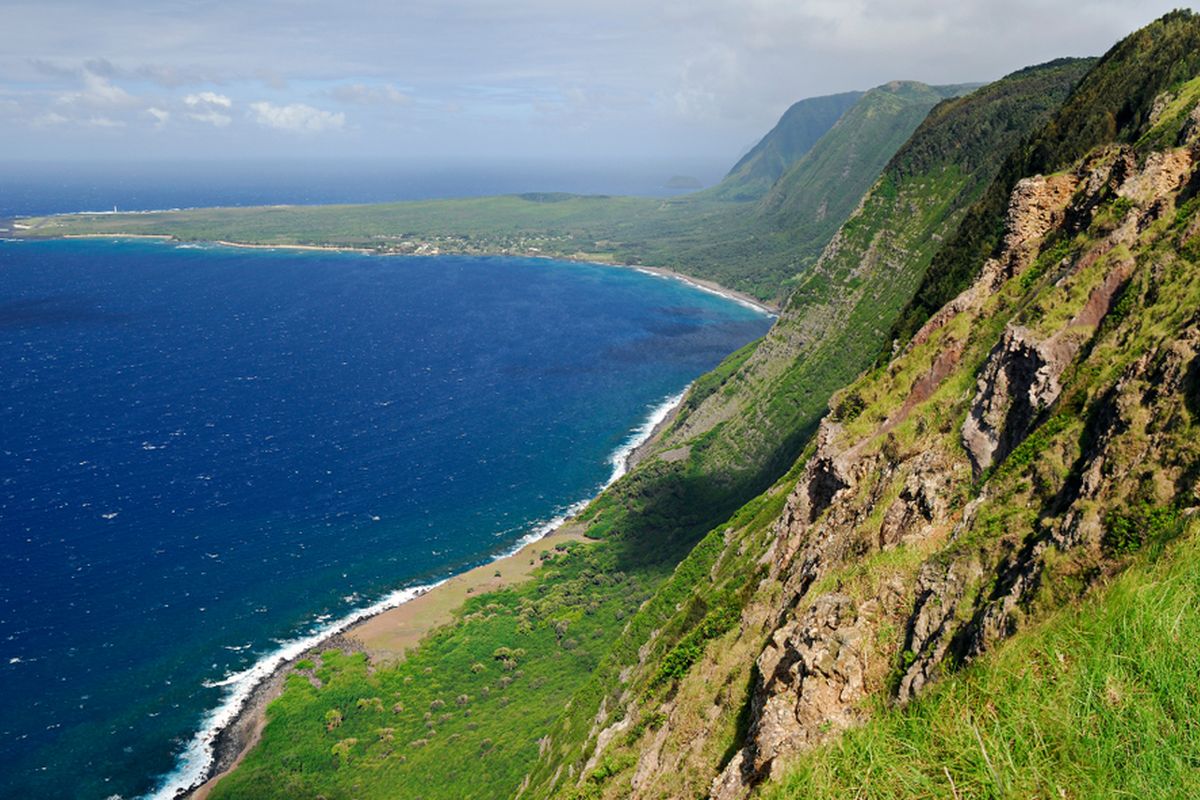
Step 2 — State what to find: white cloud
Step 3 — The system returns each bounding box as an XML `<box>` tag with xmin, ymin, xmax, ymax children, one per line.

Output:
<box><xmin>330</xmin><ymin>83</ymin><xmax>410</xmax><ymax>106</ymax></box>
<box><xmin>87</xmin><ymin>115</ymin><xmax>124</xmax><ymax>128</ymax></box>
<box><xmin>249</xmin><ymin>101</ymin><xmax>345</xmax><ymax>133</ymax></box>
<box><xmin>188</xmin><ymin>109</ymin><xmax>232</xmax><ymax>127</ymax></box>
<box><xmin>184</xmin><ymin>91</ymin><xmax>232</xmax><ymax>108</ymax></box>
<box><xmin>32</xmin><ymin>111</ymin><xmax>68</xmax><ymax>127</ymax></box>
<box><xmin>146</xmin><ymin>106</ymin><xmax>171</xmax><ymax>128</ymax></box>
<box><xmin>184</xmin><ymin>91</ymin><xmax>233</xmax><ymax>126</ymax></box>
<box><xmin>57</xmin><ymin>69</ymin><xmax>137</xmax><ymax>108</ymax></box>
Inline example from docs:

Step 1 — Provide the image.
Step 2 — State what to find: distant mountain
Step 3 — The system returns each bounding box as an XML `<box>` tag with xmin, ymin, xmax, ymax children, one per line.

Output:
<box><xmin>759</xmin><ymin>81</ymin><xmax>974</xmax><ymax>229</ymax></box>
<box><xmin>710</xmin><ymin>91</ymin><xmax>863</xmax><ymax>201</ymax></box>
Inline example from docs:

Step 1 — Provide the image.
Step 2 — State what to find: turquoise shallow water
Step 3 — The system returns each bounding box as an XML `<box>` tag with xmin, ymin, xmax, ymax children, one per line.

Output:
<box><xmin>0</xmin><ymin>238</ymin><xmax>770</xmax><ymax>798</ymax></box>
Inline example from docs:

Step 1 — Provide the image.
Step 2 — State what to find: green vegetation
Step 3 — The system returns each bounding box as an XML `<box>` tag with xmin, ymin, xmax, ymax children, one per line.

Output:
<box><xmin>212</xmin><ymin>541</ymin><xmax>662</xmax><ymax>800</ymax></box>
<box><xmin>893</xmin><ymin>10</ymin><xmax>1200</xmax><ymax>342</ymax></box>
<box><xmin>523</xmin><ymin>458</ymin><xmax>808</xmax><ymax>799</ymax></box>
<box><xmin>709</xmin><ymin>90</ymin><xmax>863</xmax><ymax>201</ymax></box>
<box><xmin>762</xmin><ymin>530</ymin><xmax>1200</xmax><ymax>800</ymax></box>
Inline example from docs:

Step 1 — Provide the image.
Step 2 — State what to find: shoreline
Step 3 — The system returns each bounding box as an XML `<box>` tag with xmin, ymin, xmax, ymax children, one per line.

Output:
<box><xmin>30</xmin><ymin>232</ymin><xmax>780</xmax><ymax>316</ymax></box>
<box><xmin>167</xmin><ymin>389</ymin><xmax>690</xmax><ymax>800</ymax></box>
<box><xmin>625</xmin><ymin>264</ymin><xmax>778</xmax><ymax>317</ymax></box>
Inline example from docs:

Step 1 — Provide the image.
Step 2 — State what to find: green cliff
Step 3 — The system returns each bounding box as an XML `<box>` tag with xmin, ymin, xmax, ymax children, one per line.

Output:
<box><xmin>711</xmin><ymin>91</ymin><xmax>864</xmax><ymax>201</ymax></box>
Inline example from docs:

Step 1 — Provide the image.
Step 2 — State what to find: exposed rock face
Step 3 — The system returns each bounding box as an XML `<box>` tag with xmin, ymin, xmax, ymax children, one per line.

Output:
<box><xmin>895</xmin><ymin>553</ymin><xmax>983</xmax><ymax>702</ymax></box>
<box><xmin>712</xmin><ymin>595</ymin><xmax>868</xmax><ymax>798</ymax></box>
<box><xmin>711</xmin><ymin>421</ymin><xmax>960</xmax><ymax>798</ymax></box>
<box><xmin>962</xmin><ymin>326</ymin><xmax>1070</xmax><ymax>475</ymax></box>
<box><xmin>962</xmin><ymin>143</ymin><xmax>1194</xmax><ymax>477</ymax></box>
<box><xmin>879</xmin><ymin>450</ymin><xmax>955</xmax><ymax>548</ymax></box>
<box><xmin>905</xmin><ymin>172</ymin><xmax>1079</xmax><ymax>354</ymax></box>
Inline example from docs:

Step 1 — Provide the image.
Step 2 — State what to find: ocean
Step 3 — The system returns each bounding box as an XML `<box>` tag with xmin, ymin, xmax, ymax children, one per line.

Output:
<box><xmin>0</xmin><ymin>164</ymin><xmax>769</xmax><ymax>800</ymax></box>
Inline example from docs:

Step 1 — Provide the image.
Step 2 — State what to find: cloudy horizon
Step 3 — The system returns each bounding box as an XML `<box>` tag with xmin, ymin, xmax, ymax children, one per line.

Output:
<box><xmin>2</xmin><ymin>1</ymin><xmax>1192</xmax><ymax>163</ymax></box>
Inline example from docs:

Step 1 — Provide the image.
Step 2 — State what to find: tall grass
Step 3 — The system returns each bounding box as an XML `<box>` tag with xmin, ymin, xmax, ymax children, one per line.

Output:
<box><xmin>763</xmin><ymin>533</ymin><xmax>1200</xmax><ymax>799</ymax></box>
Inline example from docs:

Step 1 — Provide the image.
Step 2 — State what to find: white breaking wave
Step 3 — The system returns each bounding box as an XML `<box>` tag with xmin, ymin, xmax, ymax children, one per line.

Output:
<box><xmin>606</xmin><ymin>389</ymin><xmax>687</xmax><ymax>485</ymax></box>
<box><xmin>144</xmin><ymin>580</ymin><xmax>445</xmax><ymax>799</ymax></box>
<box><xmin>143</xmin><ymin>387</ymin><xmax>689</xmax><ymax>799</ymax></box>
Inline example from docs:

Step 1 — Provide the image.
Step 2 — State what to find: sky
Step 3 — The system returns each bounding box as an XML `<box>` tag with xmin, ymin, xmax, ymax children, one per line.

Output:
<box><xmin>0</xmin><ymin>1</ymin><xmax>1192</xmax><ymax>164</ymax></box>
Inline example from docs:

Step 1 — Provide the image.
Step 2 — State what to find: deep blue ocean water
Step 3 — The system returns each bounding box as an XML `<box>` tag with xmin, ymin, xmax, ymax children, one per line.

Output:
<box><xmin>0</xmin><ymin>236</ymin><xmax>770</xmax><ymax>799</ymax></box>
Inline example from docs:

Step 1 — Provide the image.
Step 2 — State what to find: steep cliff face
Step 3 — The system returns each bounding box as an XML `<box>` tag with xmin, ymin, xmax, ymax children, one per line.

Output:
<box><xmin>713</xmin><ymin>97</ymin><xmax>1200</xmax><ymax>798</ymax></box>
<box><xmin>640</xmin><ymin>60</ymin><xmax>1090</xmax><ymax>506</ymax></box>
<box><xmin>518</xmin><ymin>59</ymin><xmax>1094</xmax><ymax>800</ymax></box>
<box><xmin>524</xmin><ymin>24</ymin><xmax>1200</xmax><ymax>795</ymax></box>
<box><xmin>711</xmin><ymin>91</ymin><xmax>864</xmax><ymax>202</ymax></box>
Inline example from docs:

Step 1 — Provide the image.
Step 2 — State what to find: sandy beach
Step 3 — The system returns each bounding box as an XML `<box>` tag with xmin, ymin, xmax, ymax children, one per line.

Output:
<box><xmin>214</xmin><ymin>240</ymin><xmax>374</xmax><ymax>255</ymax></box>
<box><xmin>626</xmin><ymin>264</ymin><xmax>780</xmax><ymax>316</ymax></box>
<box><xmin>348</xmin><ymin>521</ymin><xmax>591</xmax><ymax>659</ymax></box>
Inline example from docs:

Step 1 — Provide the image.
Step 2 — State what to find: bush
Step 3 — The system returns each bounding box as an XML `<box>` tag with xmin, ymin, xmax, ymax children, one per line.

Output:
<box><xmin>1102</xmin><ymin>503</ymin><xmax>1183</xmax><ymax>556</ymax></box>
<box><xmin>356</xmin><ymin>697</ymin><xmax>383</xmax><ymax>712</ymax></box>
<box><xmin>331</xmin><ymin>738</ymin><xmax>357</xmax><ymax>764</ymax></box>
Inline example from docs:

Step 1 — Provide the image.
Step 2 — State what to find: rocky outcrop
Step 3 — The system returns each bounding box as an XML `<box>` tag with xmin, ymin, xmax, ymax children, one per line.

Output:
<box><xmin>962</xmin><ymin>326</ymin><xmax>1072</xmax><ymax>475</ymax></box>
<box><xmin>962</xmin><ymin>142</ymin><xmax>1194</xmax><ymax>477</ymax></box>
<box><xmin>878</xmin><ymin>450</ymin><xmax>956</xmax><ymax>548</ymax></box>
<box><xmin>905</xmin><ymin>171</ymin><xmax>1078</xmax><ymax>353</ymax></box>
<box><xmin>712</xmin><ymin>595</ymin><xmax>869</xmax><ymax>798</ymax></box>
<box><xmin>895</xmin><ymin>552</ymin><xmax>983</xmax><ymax>702</ymax></box>
<box><xmin>712</xmin><ymin>414</ymin><xmax>960</xmax><ymax>799</ymax></box>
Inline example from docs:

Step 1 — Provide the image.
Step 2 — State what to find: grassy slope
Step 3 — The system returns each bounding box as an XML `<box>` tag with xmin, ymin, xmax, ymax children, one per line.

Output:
<box><xmin>516</xmin><ymin>59</ymin><xmax>1092</xmax><ymax>800</ymax></box>
<box><xmin>709</xmin><ymin>91</ymin><xmax>864</xmax><ymax>201</ymax></box>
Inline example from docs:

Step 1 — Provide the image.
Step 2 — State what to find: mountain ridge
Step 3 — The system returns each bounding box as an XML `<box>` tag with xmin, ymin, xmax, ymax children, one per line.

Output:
<box><xmin>712</xmin><ymin>91</ymin><xmax>864</xmax><ymax>201</ymax></box>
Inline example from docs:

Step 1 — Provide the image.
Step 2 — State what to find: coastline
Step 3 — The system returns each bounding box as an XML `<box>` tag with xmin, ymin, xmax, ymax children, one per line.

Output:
<box><xmin>625</xmin><ymin>264</ymin><xmax>778</xmax><ymax>317</ymax></box>
<box><xmin>170</xmin><ymin>389</ymin><xmax>691</xmax><ymax>800</ymax></box>
<box><xmin>32</xmin><ymin>232</ymin><xmax>780</xmax><ymax>316</ymax></box>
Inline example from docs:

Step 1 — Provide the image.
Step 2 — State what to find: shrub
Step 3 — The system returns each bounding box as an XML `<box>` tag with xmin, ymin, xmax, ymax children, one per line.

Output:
<box><xmin>833</xmin><ymin>389</ymin><xmax>867</xmax><ymax>422</ymax></box>
<box><xmin>1102</xmin><ymin>503</ymin><xmax>1183</xmax><ymax>556</ymax></box>
<box><xmin>331</xmin><ymin>738</ymin><xmax>357</xmax><ymax>764</ymax></box>
<box><xmin>356</xmin><ymin>697</ymin><xmax>383</xmax><ymax>712</ymax></box>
